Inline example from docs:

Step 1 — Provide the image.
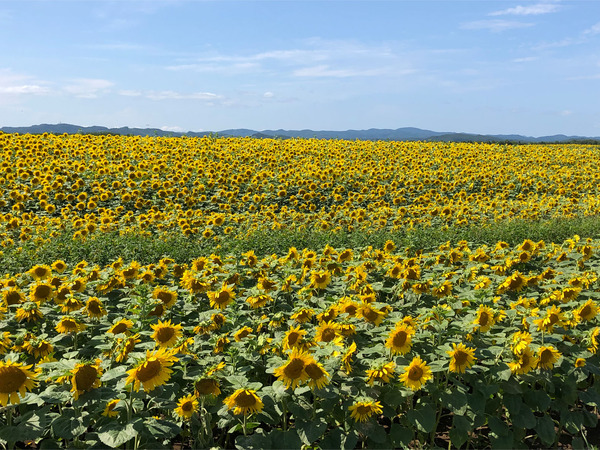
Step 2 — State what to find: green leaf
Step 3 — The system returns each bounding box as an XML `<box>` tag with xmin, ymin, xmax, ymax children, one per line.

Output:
<box><xmin>267</xmin><ymin>430</ymin><xmax>302</xmax><ymax>449</ymax></box>
<box><xmin>100</xmin><ymin>366</ymin><xmax>127</xmax><ymax>382</ymax></box>
<box><xmin>450</xmin><ymin>414</ymin><xmax>471</xmax><ymax>448</ymax></box>
<box><xmin>502</xmin><ymin>393</ymin><xmax>522</xmax><ymax>416</ymax></box>
<box><xmin>488</xmin><ymin>416</ymin><xmax>509</xmax><ymax>437</ymax></box>
<box><xmin>142</xmin><ymin>418</ymin><xmax>181</xmax><ymax>440</ymax></box>
<box><xmin>535</xmin><ymin>414</ymin><xmax>556</xmax><ymax>446</ymax></box>
<box><xmin>0</xmin><ymin>409</ymin><xmax>47</xmax><ymax>442</ymax></box>
<box><xmin>490</xmin><ymin>430</ymin><xmax>514</xmax><ymax>449</ymax></box>
<box><xmin>441</xmin><ymin>389</ymin><xmax>468</xmax><ymax>414</ymax></box>
<box><xmin>389</xmin><ymin>423</ymin><xmax>413</xmax><ymax>448</ymax></box>
<box><xmin>296</xmin><ymin>418</ymin><xmax>327</xmax><ymax>445</ymax></box>
<box><xmin>97</xmin><ymin>419</ymin><xmax>142</xmax><ymax>448</ymax></box>
<box><xmin>523</xmin><ymin>388</ymin><xmax>551</xmax><ymax>411</ymax></box>
<box><xmin>406</xmin><ymin>404</ymin><xmax>436</xmax><ymax>433</ymax></box>
<box><xmin>321</xmin><ymin>429</ymin><xmax>358</xmax><ymax>450</ymax></box>
<box><xmin>512</xmin><ymin>405</ymin><xmax>536</xmax><ymax>430</ymax></box>
<box><xmin>235</xmin><ymin>429</ymin><xmax>271</xmax><ymax>450</ymax></box>
<box><xmin>50</xmin><ymin>410</ymin><xmax>87</xmax><ymax>440</ymax></box>
<box><xmin>579</xmin><ymin>388</ymin><xmax>600</xmax><ymax>407</ymax></box>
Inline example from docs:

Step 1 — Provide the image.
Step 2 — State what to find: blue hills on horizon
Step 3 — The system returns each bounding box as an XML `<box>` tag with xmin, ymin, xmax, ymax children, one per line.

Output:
<box><xmin>1</xmin><ymin>123</ymin><xmax>599</xmax><ymax>143</ymax></box>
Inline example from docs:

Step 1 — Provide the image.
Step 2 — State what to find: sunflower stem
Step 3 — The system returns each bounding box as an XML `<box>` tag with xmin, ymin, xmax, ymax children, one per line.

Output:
<box><xmin>282</xmin><ymin>399</ymin><xmax>288</xmax><ymax>431</ymax></box>
<box><xmin>6</xmin><ymin>407</ymin><xmax>14</xmax><ymax>450</ymax></box>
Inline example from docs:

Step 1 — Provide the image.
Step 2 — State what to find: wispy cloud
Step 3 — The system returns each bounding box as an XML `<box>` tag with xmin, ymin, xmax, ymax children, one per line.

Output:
<box><xmin>461</xmin><ymin>19</ymin><xmax>534</xmax><ymax>32</ymax></box>
<box><xmin>489</xmin><ymin>3</ymin><xmax>561</xmax><ymax>16</ymax></box>
<box><xmin>63</xmin><ymin>78</ymin><xmax>114</xmax><ymax>98</ymax></box>
<box><xmin>0</xmin><ymin>69</ymin><xmax>51</xmax><ymax>96</ymax></box>
<box><xmin>117</xmin><ymin>89</ymin><xmax>222</xmax><ymax>102</ymax></box>
<box><xmin>533</xmin><ymin>20</ymin><xmax>600</xmax><ymax>50</ymax></box>
<box><xmin>583</xmin><ymin>21</ymin><xmax>600</xmax><ymax>36</ymax></box>
<box><xmin>292</xmin><ymin>65</ymin><xmax>411</xmax><ymax>78</ymax></box>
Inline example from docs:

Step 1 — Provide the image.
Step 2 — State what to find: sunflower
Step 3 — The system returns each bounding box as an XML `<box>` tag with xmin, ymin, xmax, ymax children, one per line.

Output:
<box><xmin>28</xmin><ymin>264</ymin><xmax>52</xmax><ymax>281</ymax></box>
<box><xmin>338</xmin><ymin>249</ymin><xmax>353</xmax><ymax>262</ymax></box>
<box><xmin>108</xmin><ymin>318</ymin><xmax>134</xmax><ymax>335</ymax></box>
<box><xmin>56</xmin><ymin>316</ymin><xmax>86</xmax><ymax>334</ymax></box>
<box><xmin>314</xmin><ymin>321</ymin><xmax>342</xmax><ymax>344</ymax></box>
<box><xmin>257</xmin><ymin>277</ymin><xmax>277</xmax><ymax>292</ymax></box>
<box><xmin>358</xmin><ymin>302</ymin><xmax>387</xmax><ymax>326</ymax></box>
<box><xmin>115</xmin><ymin>334</ymin><xmax>141</xmax><ymax>363</ymax></box>
<box><xmin>383</xmin><ymin>240</ymin><xmax>396</xmax><ymax>253</ymax></box>
<box><xmin>103</xmin><ymin>399</ymin><xmax>120</xmax><ymax>417</ymax></box>
<box><xmin>508</xmin><ymin>346</ymin><xmax>537</xmax><ymax>375</ymax></box>
<box><xmin>575</xmin><ymin>358</ymin><xmax>586</xmax><ymax>368</ymax></box>
<box><xmin>399</xmin><ymin>356</ymin><xmax>433</xmax><ymax>391</ymax></box>
<box><xmin>60</xmin><ymin>297</ymin><xmax>83</xmax><ymax>313</ymax></box>
<box><xmin>590</xmin><ymin>328</ymin><xmax>600</xmax><ymax>354</ymax></box>
<box><xmin>341</xmin><ymin>341</ymin><xmax>357</xmax><ymax>374</ymax></box>
<box><xmin>195</xmin><ymin>377</ymin><xmax>221</xmax><ymax>396</ymax></box>
<box><xmin>0</xmin><ymin>359</ymin><xmax>38</xmax><ymax>406</ymax></box>
<box><xmin>207</xmin><ymin>284</ymin><xmax>235</xmax><ymax>310</ymax></box>
<box><xmin>366</xmin><ymin>361</ymin><xmax>396</xmax><ymax>386</ymax></box>
<box><xmin>224</xmin><ymin>389</ymin><xmax>263</xmax><ymax>415</ymax></box>
<box><xmin>23</xmin><ymin>338</ymin><xmax>53</xmax><ymax>359</ymax></box>
<box><xmin>310</xmin><ymin>270</ymin><xmax>332</xmax><ymax>289</ymax></box>
<box><xmin>338</xmin><ymin>297</ymin><xmax>359</xmax><ymax>317</ymax></box>
<box><xmin>234</xmin><ymin>326</ymin><xmax>253</xmax><ymax>342</ymax></box>
<box><xmin>29</xmin><ymin>281</ymin><xmax>54</xmax><ymax>303</ymax></box>
<box><xmin>175</xmin><ymin>394</ymin><xmax>199</xmax><ymax>420</ymax></box>
<box><xmin>536</xmin><ymin>346</ymin><xmax>561</xmax><ymax>370</ymax></box>
<box><xmin>214</xmin><ymin>336</ymin><xmax>230</xmax><ymax>354</ymax></box>
<box><xmin>150</xmin><ymin>319</ymin><xmax>183</xmax><ymax>348</ymax></box>
<box><xmin>473</xmin><ymin>305</ymin><xmax>495</xmax><ymax>332</ymax></box>
<box><xmin>447</xmin><ymin>343</ymin><xmax>477</xmax><ymax>373</ymax></box>
<box><xmin>282</xmin><ymin>325</ymin><xmax>307</xmax><ymax>351</ymax></box>
<box><xmin>385</xmin><ymin>324</ymin><xmax>415</xmax><ymax>355</ymax></box>
<box><xmin>51</xmin><ymin>260</ymin><xmax>68</xmax><ymax>274</ymax></box>
<box><xmin>273</xmin><ymin>349</ymin><xmax>313</xmax><ymax>389</ymax></box>
<box><xmin>304</xmin><ymin>359</ymin><xmax>329</xmax><ymax>390</ymax></box>
<box><xmin>71</xmin><ymin>361</ymin><xmax>102</xmax><ymax>400</ymax></box>
<box><xmin>3</xmin><ymin>287</ymin><xmax>25</xmax><ymax>306</ymax></box>
<box><xmin>0</xmin><ymin>332</ymin><xmax>11</xmax><ymax>354</ymax></box>
<box><xmin>85</xmin><ymin>297</ymin><xmax>107</xmax><ymax>319</ymax></box>
<box><xmin>497</xmin><ymin>271</ymin><xmax>527</xmax><ymax>293</ymax></box>
<box><xmin>126</xmin><ymin>348</ymin><xmax>178</xmax><ymax>392</ymax></box>
<box><xmin>291</xmin><ymin>308</ymin><xmax>314</xmax><ymax>323</ymax></box>
<box><xmin>152</xmin><ymin>287</ymin><xmax>178</xmax><ymax>309</ymax></box>
<box><xmin>246</xmin><ymin>294</ymin><xmax>272</xmax><ymax>309</ymax></box>
<box><xmin>511</xmin><ymin>331</ymin><xmax>532</xmax><ymax>354</ymax></box>
<box><xmin>15</xmin><ymin>302</ymin><xmax>43</xmax><ymax>322</ymax></box>
<box><xmin>533</xmin><ymin>305</ymin><xmax>566</xmax><ymax>333</ymax></box>
<box><xmin>574</xmin><ymin>299</ymin><xmax>598</xmax><ymax>323</ymax></box>
<box><xmin>349</xmin><ymin>400</ymin><xmax>383</xmax><ymax>422</ymax></box>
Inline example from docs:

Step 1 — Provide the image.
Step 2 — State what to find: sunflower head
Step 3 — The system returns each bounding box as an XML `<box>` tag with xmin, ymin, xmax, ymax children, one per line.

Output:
<box><xmin>349</xmin><ymin>399</ymin><xmax>383</xmax><ymax>422</ymax></box>
<box><xmin>447</xmin><ymin>343</ymin><xmax>477</xmax><ymax>373</ymax></box>
<box><xmin>0</xmin><ymin>359</ymin><xmax>38</xmax><ymax>406</ymax></box>
<box><xmin>125</xmin><ymin>348</ymin><xmax>177</xmax><ymax>392</ymax></box>
<box><xmin>399</xmin><ymin>356</ymin><xmax>433</xmax><ymax>391</ymax></box>
<box><xmin>175</xmin><ymin>394</ymin><xmax>199</xmax><ymax>419</ymax></box>
<box><xmin>224</xmin><ymin>389</ymin><xmax>263</xmax><ymax>415</ymax></box>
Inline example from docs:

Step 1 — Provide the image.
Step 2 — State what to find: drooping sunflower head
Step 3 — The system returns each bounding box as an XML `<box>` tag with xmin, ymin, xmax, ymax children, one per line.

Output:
<box><xmin>15</xmin><ymin>302</ymin><xmax>44</xmax><ymax>323</ymax></box>
<box><xmin>366</xmin><ymin>361</ymin><xmax>396</xmax><ymax>386</ymax></box>
<box><xmin>71</xmin><ymin>361</ymin><xmax>102</xmax><ymax>400</ymax></box>
<box><xmin>473</xmin><ymin>305</ymin><xmax>495</xmax><ymax>332</ymax></box>
<box><xmin>536</xmin><ymin>346</ymin><xmax>561</xmax><ymax>370</ymax></box>
<box><xmin>108</xmin><ymin>318</ymin><xmax>134</xmax><ymax>336</ymax></box>
<box><xmin>102</xmin><ymin>399</ymin><xmax>121</xmax><ymax>417</ymax></box>
<box><xmin>3</xmin><ymin>287</ymin><xmax>25</xmax><ymax>306</ymax></box>
<box><xmin>0</xmin><ymin>359</ymin><xmax>38</xmax><ymax>406</ymax></box>
<box><xmin>56</xmin><ymin>316</ymin><xmax>86</xmax><ymax>334</ymax></box>
<box><xmin>575</xmin><ymin>299</ymin><xmax>598</xmax><ymax>322</ymax></box>
<box><xmin>194</xmin><ymin>377</ymin><xmax>221</xmax><ymax>396</ymax></box>
<box><xmin>85</xmin><ymin>297</ymin><xmax>107</xmax><ymax>319</ymax></box>
<box><xmin>349</xmin><ymin>399</ymin><xmax>383</xmax><ymax>422</ymax></box>
<box><xmin>224</xmin><ymin>389</ymin><xmax>263</xmax><ymax>415</ymax></box>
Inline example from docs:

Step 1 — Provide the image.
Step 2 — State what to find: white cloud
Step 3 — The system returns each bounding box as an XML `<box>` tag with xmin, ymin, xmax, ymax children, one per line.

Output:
<box><xmin>144</xmin><ymin>90</ymin><xmax>221</xmax><ymax>101</ymax></box>
<box><xmin>118</xmin><ymin>89</ymin><xmax>143</xmax><ymax>97</ymax></box>
<box><xmin>263</xmin><ymin>91</ymin><xmax>274</xmax><ymax>98</ymax></box>
<box><xmin>490</xmin><ymin>3</ymin><xmax>561</xmax><ymax>16</ymax></box>
<box><xmin>512</xmin><ymin>56</ymin><xmax>539</xmax><ymax>63</ymax></box>
<box><xmin>583</xmin><ymin>21</ymin><xmax>600</xmax><ymax>36</ymax></box>
<box><xmin>63</xmin><ymin>78</ymin><xmax>114</xmax><ymax>98</ymax></box>
<box><xmin>0</xmin><ymin>69</ymin><xmax>51</xmax><ymax>96</ymax></box>
<box><xmin>293</xmin><ymin>64</ymin><xmax>406</xmax><ymax>78</ymax></box>
<box><xmin>160</xmin><ymin>125</ymin><xmax>184</xmax><ymax>132</ymax></box>
<box><xmin>461</xmin><ymin>19</ymin><xmax>534</xmax><ymax>32</ymax></box>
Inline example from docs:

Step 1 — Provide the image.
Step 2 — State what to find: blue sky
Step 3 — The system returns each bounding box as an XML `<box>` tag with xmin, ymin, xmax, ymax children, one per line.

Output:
<box><xmin>1</xmin><ymin>0</ymin><xmax>599</xmax><ymax>136</ymax></box>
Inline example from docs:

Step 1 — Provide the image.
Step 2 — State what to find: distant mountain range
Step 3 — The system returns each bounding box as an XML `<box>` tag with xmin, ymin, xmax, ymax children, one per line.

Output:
<box><xmin>1</xmin><ymin>123</ymin><xmax>599</xmax><ymax>143</ymax></box>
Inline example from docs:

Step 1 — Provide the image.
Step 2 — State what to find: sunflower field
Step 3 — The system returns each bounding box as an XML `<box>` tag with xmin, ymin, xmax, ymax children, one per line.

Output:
<box><xmin>1</xmin><ymin>132</ymin><xmax>600</xmax><ymax>449</ymax></box>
